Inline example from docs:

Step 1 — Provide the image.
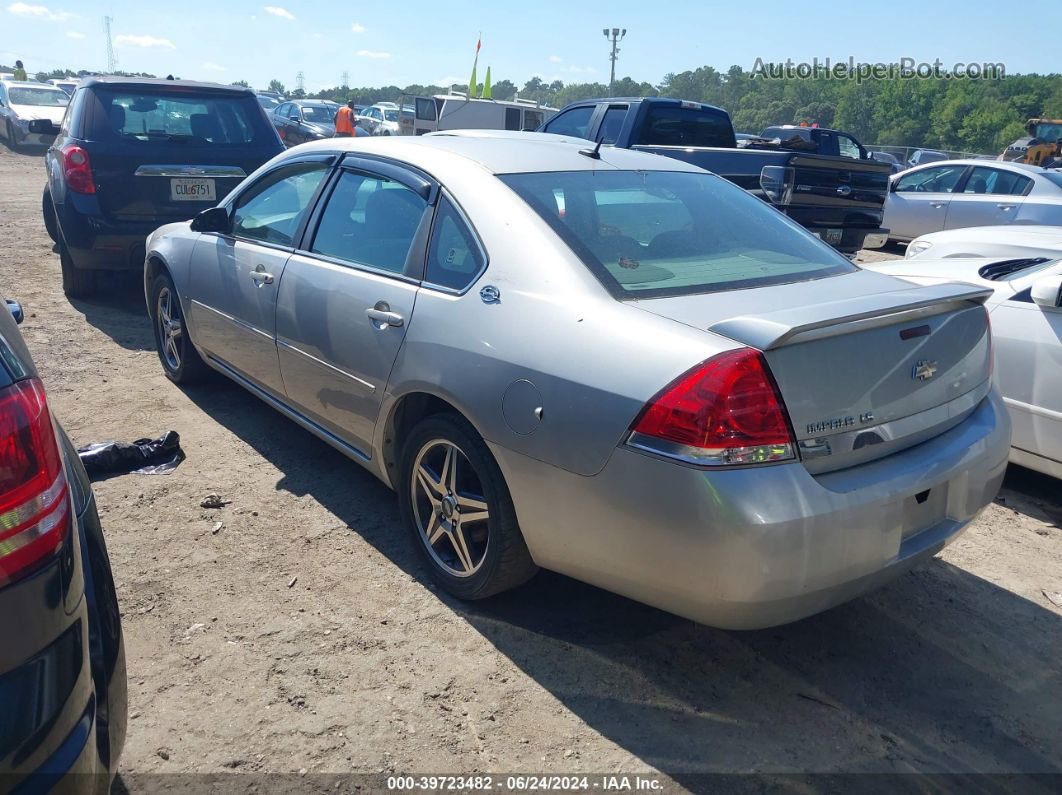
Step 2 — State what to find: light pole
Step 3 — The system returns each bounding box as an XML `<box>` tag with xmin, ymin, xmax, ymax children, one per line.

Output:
<box><xmin>602</xmin><ymin>27</ymin><xmax>626</xmax><ymax>96</ymax></box>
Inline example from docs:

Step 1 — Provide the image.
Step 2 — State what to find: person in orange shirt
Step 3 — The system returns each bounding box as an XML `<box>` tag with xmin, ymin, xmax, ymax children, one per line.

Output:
<box><xmin>335</xmin><ymin>100</ymin><xmax>356</xmax><ymax>137</ymax></box>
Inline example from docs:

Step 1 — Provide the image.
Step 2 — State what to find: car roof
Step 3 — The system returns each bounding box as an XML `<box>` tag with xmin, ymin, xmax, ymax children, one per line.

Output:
<box><xmin>292</xmin><ymin>131</ymin><xmax>707</xmax><ymax>176</ymax></box>
<box><xmin>3</xmin><ymin>81</ymin><xmax>66</xmax><ymax>90</ymax></box>
<box><xmin>904</xmin><ymin>158</ymin><xmax>1051</xmax><ymax>174</ymax></box>
<box><xmin>78</xmin><ymin>75</ymin><xmax>254</xmax><ymax>95</ymax></box>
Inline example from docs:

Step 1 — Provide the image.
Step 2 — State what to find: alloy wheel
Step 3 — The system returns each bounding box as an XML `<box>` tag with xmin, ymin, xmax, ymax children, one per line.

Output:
<box><xmin>410</xmin><ymin>439</ymin><xmax>490</xmax><ymax>577</ymax></box>
<box><xmin>156</xmin><ymin>286</ymin><xmax>183</xmax><ymax>371</ymax></box>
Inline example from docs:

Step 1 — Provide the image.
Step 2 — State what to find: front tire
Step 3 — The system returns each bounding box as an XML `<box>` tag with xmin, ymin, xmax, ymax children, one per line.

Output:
<box><xmin>150</xmin><ymin>272</ymin><xmax>210</xmax><ymax>384</ymax></box>
<box><xmin>399</xmin><ymin>414</ymin><xmax>537</xmax><ymax>600</ymax></box>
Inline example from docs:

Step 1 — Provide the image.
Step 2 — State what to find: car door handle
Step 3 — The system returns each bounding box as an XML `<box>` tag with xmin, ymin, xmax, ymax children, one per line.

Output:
<box><xmin>366</xmin><ymin>303</ymin><xmax>404</xmax><ymax>328</ymax></box>
<box><xmin>929</xmin><ymin>201</ymin><xmax>946</xmax><ymax>208</ymax></box>
<box><xmin>249</xmin><ymin>267</ymin><xmax>274</xmax><ymax>285</ymax></box>
<box><xmin>997</xmin><ymin>204</ymin><xmax>1015</xmax><ymax>210</ymax></box>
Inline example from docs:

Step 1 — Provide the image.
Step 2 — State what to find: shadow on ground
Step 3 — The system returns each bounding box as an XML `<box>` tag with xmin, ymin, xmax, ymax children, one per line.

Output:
<box><xmin>180</xmin><ymin>377</ymin><xmax>1062</xmax><ymax>778</ymax></box>
<box><xmin>69</xmin><ymin>272</ymin><xmax>152</xmax><ymax>351</ymax></box>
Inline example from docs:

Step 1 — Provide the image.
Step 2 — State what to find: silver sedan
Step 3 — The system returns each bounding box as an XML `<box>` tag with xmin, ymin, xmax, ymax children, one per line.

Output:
<box><xmin>885</xmin><ymin>159</ymin><xmax>1062</xmax><ymax>242</ymax></box>
<box><xmin>144</xmin><ymin>132</ymin><xmax>1009</xmax><ymax>629</ymax></box>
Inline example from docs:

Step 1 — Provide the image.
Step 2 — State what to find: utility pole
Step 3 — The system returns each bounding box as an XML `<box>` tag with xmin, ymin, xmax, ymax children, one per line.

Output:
<box><xmin>103</xmin><ymin>16</ymin><xmax>117</xmax><ymax>73</ymax></box>
<box><xmin>296</xmin><ymin>70</ymin><xmax>305</xmax><ymax>93</ymax></box>
<box><xmin>602</xmin><ymin>27</ymin><xmax>626</xmax><ymax>96</ymax></box>
<box><xmin>341</xmin><ymin>70</ymin><xmax>349</xmax><ymax>90</ymax></box>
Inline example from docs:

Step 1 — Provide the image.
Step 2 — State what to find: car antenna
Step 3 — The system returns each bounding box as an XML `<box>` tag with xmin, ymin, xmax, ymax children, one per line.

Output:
<box><xmin>579</xmin><ymin>139</ymin><xmax>604</xmax><ymax>160</ymax></box>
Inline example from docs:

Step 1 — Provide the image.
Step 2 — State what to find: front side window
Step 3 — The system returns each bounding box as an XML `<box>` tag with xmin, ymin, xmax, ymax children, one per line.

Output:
<box><xmin>543</xmin><ymin>106</ymin><xmax>595</xmax><ymax>140</ymax></box>
<box><xmin>310</xmin><ymin>170</ymin><xmax>427</xmax><ymax>275</ymax></box>
<box><xmin>837</xmin><ymin>135</ymin><xmax>862</xmax><ymax>159</ymax></box>
<box><xmin>523</xmin><ymin>110</ymin><xmax>543</xmax><ymax>130</ymax></box>
<box><xmin>895</xmin><ymin>165</ymin><xmax>966</xmax><ymax>193</ymax></box>
<box><xmin>300</xmin><ymin>105</ymin><xmax>333</xmax><ymax>124</ymax></box>
<box><xmin>415</xmin><ymin>98</ymin><xmax>437</xmax><ymax>121</ymax></box>
<box><xmin>231</xmin><ymin>162</ymin><xmax>329</xmax><ymax>246</ymax></box>
<box><xmin>500</xmin><ymin>170</ymin><xmax>855</xmax><ymax>299</ymax></box>
<box><xmin>425</xmin><ymin>198</ymin><xmax>485</xmax><ymax>291</ymax></box>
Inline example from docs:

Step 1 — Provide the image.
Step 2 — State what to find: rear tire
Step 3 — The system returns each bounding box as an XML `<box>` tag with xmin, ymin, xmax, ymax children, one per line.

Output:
<box><xmin>150</xmin><ymin>272</ymin><xmax>210</xmax><ymax>384</ymax></box>
<box><xmin>59</xmin><ymin>237</ymin><xmax>97</xmax><ymax>298</ymax></box>
<box><xmin>399</xmin><ymin>413</ymin><xmax>538</xmax><ymax>600</ymax></box>
<box><xmin>42</xmin><ymin>189</ymin><xmax>58</xmax><ymax>243</ymax></box>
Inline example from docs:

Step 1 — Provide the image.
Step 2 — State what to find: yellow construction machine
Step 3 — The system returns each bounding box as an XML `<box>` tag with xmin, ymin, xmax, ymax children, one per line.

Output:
<box><xmin>1000</xmin><ymin>118</ymin><xmax>1062</xmax><ymax>167</ymax></box>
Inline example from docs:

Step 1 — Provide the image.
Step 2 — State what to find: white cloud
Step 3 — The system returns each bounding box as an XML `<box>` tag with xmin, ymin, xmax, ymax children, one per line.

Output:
<box><xmin>263</xmin><ymin>6</ymin><xmax>294</xmax><ymax>20</ymax></box>
<box><xmin>562</xmin><ymin>65</ymin><xmax>597</xmax><ymax>74</ymax></box>
<box><xmin>434</xmin><ymin>76</ymin><xmax>464</xmax><ymax>88</ymax></box>
<box><xmin>6</xmin><ymin>2</ymin><xmax>75</xmax><ymax>21</ymax></box>
<box><xmin>65</xmin><ymin>30</ymin><xmax>84</xmax><ymax>38</ymax></box>
<box><xmin>548</xmin><ymin>55</ymin><xmax>563</xmax><ymax>63</ymax></box>
<box><xmin>350</xmin><ymin>22</ymin><xmax>365</xmax><ymax>33</ymax></box>
<box><xmin>355</xmin><ymin>49</ymin><xmax>391</xmax><ymax>59</ymax></box>
<box><xmin>115</xmin><ymin>34</ymin><xmax>176</xmax><ymax>49</ymax></box>
<box><xmin>201</xmin><ymin>61</ymin><xmax>225</xmax><ymax>72</ymax></box>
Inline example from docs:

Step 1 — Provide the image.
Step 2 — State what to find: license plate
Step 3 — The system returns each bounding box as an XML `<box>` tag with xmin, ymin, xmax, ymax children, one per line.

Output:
<box><xmin>170</xmin><ymin>178</ymin><xmax>216</xmax><ymax>202</ymax></box>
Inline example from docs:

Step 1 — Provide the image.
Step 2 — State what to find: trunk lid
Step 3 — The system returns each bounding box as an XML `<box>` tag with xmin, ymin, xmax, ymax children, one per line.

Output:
<box><xmin>632</xmin><ymin>270</ymin><xmax>993</xmax><ymax>473</ymax></box>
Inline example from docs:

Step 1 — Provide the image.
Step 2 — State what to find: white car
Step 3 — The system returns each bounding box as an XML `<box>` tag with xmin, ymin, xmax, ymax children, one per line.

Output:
<box><xmin>885</xmin><ymin>159</ymin><xmax>1062</xmax><ymax>243</ymax></box>
<box><xmin>905</xmin><ymin>225</ymin><xmax>1062</xmax><ymax>260</ymax></box>
<box><xmin>867</xmin><ymin>256</ymin><xmax>1062</xmax><ymax>478</ymax></box>
<box><xmin>0</xmin><ymin>81</ymin><xmax>68</xmax><ymax>148</ymax></box>
<box><xmin>359</xmin><ymin>102</ymin><xmax>400</xmax><ymax>135</ymax></box>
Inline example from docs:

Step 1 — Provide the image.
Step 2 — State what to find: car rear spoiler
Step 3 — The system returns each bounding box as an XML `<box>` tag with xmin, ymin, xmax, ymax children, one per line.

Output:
<box><xmin>708</xmin><ymin>282</ymin><xmax>993</xmax><ymax>350</ymax></box>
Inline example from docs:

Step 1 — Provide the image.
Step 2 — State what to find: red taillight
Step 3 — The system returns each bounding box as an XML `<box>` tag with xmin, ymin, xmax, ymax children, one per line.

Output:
<box><xmin>61</xmin><ymin>144</ymin><xmax>96</xmax><ymax>195</ymax></box>
<box><xmin>630</xmin><ymin>348</ymin><xmax>796</xmax><ymax>466</ymax></box>
<box><xmin>984</xmin><ymin>306</ymin><xmax>993</xmax><ymax>378</ymax></box>
<box><xmin>0</xmin><ymin>378</ymin><xmax>69</xmax><ymax>586</ymax></box>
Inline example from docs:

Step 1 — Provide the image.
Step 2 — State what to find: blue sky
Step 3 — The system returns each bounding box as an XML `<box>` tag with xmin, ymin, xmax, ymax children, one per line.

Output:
<box><xmin>2</xmin><ymin>0</ymin><xmax>1054</xmax><ymax>93</ymax></box>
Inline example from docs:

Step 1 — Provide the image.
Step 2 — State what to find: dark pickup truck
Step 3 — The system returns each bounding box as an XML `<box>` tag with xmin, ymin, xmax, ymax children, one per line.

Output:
<box><xmin>538</xmin><ymin>97</ymin><xmax>891</xmax><ymax>253</ymax></box>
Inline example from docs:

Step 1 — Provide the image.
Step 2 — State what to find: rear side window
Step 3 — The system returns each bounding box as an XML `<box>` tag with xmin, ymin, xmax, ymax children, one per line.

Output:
<box><xmin>597</xmin><ymin>105</ymin><xmax>628</xmax><ymax>144</ymax></box>
<box><xmin>638</xmin><ymin>106</ymin><xmax>734</xmax><ymax>147</ymax></box>
<box><xmin>505</xmin><ymin>107</ymin><xmax>521</xmax><ymax>131</ymax></box>
<box><xmin>425</xmin><ymin>198</ymin><xmax>485</xmax><ymax>291</ymax></box>
<box><xmin>232</xmin><ymin>162</ymin><xmax>329</xmax><ymax>246</ymax></box>
<box><xmin>415</xmin><ymin>98</ymin><xmax>437</xmax><ymax>121</ymax></box>
<box><xmin>962</xmin><ymin>167</ymin><xmax>1032</xmax><ymax>196</ymax></box>
<box><xmin>93</xmin><ymin>88</ymin><xmax>270</xmax><ymax>145</ymax></box>
<box><xmin>500</xmin><ymin>170</ymin><xmax>854</xmax><ymax>299</ymax></box>
<box><xmin>311</xmin><ymin>170</ymin><xmax>427</xmax><ymax>275</ymax></box>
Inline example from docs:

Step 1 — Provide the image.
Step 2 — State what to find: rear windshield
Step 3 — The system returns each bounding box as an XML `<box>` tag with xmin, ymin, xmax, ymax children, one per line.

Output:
<box><xmin>93</xmin><ymin>88</ymin><xmax>271</xmax><ymax>145</ymax></box>
<box><xmin>1042</xmin><ymin>172</ymin><xmax>1062</xmax><ymax>189</ymax></box>
<box><xmin>638</xmin><ymin>106</ymin><xmax>734</xmax><ymax>148</ymax></box>
<box><xmin>9</xmin><ymin>87</ymin><xmax>69</xmax><ymax>106</ymax></box>
<box><xmin>499</xmin><ymin>170</ymin><xmax>856</xmax><ymax>299</ymax></box>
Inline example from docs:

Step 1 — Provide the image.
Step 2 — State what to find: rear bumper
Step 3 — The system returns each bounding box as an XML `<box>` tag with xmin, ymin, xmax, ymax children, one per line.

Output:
<box><xmin>492</xmin><ymin>388</ymin><xmax>1010</xmax><ymax>630</ymax></box>
<box><xmin>55</xmin><ymin>202</ymin><xmax>155</xmax><ymax>271</ymax></box>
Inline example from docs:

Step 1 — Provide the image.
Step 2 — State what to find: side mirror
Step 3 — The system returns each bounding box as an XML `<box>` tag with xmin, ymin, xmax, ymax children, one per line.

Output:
<box><xmin>5</xmin><ymin>299</ymin><xmax>24</xmax><ymax>324</ymax></box>
<box><xmin>190</xmin><ymin>206</ymin><xmax>231</xmax><ymax>234</ymax></box>
<box><xmin>1030</xmin><ymin>274</ymin><xmax>1062</xmax><ymax>308</ymax></box>
<box><xmin>28</xmin><ymin>119</ymin><xmax>56</xmax><ymax>135</ymax></box>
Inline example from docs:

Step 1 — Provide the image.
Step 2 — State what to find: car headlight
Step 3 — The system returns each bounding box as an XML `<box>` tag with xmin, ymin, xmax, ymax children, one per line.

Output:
<box><xmin>906</xmin><ymin>241</ymin><xmax>932</xmax><ymax>259</ymax></box>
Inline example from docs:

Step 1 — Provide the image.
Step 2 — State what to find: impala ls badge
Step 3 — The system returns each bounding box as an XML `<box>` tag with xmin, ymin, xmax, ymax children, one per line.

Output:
<box><xmin>912</xmin><ymin>360</ymin><xmax>939</xmax><ymax>381</ymax></box>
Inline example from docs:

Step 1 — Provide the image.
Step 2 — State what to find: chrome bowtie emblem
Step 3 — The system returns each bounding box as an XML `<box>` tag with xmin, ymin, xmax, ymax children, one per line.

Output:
<box><xmin>912</xmin><ymin>359</ymin><xmax>938</xmax><ymax>381</ymax></box>
<box><xmin>836</xmin><ymin>185</ymin><xmax>852</xmax><ymax>197</ymax></box>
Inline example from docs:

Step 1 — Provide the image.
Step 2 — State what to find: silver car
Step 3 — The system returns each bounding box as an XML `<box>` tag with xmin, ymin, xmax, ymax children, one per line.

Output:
<box><xmin>885</xmin><ymin>159</ymin><xmax>1062</xmax><ymax>242</ymax></box>
<box><xmin>143</xmin><ymin>132</ymin><xmax>1009</xmax><ymax>629</ymax></box>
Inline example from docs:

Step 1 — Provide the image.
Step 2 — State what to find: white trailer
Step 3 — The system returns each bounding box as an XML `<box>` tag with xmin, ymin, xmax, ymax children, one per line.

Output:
<box><xmin>400</xmin><ymin>93</ymin><xmax>557</xmax><ymax>136</ymax></box>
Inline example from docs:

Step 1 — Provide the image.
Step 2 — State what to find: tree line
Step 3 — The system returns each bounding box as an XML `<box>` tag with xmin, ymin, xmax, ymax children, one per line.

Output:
<box><xmin>9</xmin><ymin>61</ymin><xmax>1060</xmax><ymax>154</ymax></box>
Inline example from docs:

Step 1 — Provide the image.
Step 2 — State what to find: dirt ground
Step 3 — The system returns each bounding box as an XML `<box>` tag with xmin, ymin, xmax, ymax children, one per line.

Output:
<box><xmin>2</xmin><ymin>143</ymin><xmax>1061</xmax><ymax>789</ymax></box>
